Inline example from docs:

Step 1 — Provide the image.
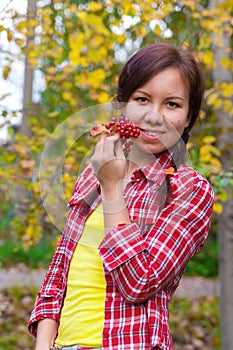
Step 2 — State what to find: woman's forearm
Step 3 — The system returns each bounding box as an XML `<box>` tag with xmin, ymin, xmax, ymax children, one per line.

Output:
<box><xmin>35</xmin><ymin>318</ymin><xmax>58</xmax><ymax>350</ymax></box>
<box><xmin>101</xmin><ymin>185</ymin><xmax>131</xmax><ymax>234</ymax></box>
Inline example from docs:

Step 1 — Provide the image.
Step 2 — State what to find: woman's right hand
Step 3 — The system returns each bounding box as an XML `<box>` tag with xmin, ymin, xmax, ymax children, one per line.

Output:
<box><xmin>91</xmin><ymin>132</ymin><xmax>127</xmax><ymax>192</ymax></box>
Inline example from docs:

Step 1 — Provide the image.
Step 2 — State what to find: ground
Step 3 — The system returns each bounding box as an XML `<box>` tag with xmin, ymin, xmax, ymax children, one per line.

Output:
<box><xmin>0</xmin><ymin>264</ymin><xmax>219</xmax><ymax>298</ymax></box>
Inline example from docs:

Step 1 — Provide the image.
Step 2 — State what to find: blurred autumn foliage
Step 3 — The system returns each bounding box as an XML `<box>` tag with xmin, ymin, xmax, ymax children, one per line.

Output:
<box><xmin>0</xmin><ymin>0</ymin><xmax>232</xmax><ymax>248</ymax></box>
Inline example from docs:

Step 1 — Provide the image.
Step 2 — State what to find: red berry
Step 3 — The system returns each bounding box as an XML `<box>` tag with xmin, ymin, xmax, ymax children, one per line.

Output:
<box><xmin>105</xmin><ymin>116</ymin><xmax>140</xmax><ymax>140</ymax></box>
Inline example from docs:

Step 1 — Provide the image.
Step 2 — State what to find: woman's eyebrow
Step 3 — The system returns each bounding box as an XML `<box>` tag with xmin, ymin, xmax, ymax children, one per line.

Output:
<box><xmin>133</xmin><ymin>90</ymin><xmax>151</xmax><ymax>97</ymax></box>
<box><xmin>165</xmin><ymin>95</ymin><xmax>186</xmax><ymax>101</ymax></box>
<box><xmin>134</xmin><ymin>90</ymin><xmax>186</xmax><ymax>101</ymax></box>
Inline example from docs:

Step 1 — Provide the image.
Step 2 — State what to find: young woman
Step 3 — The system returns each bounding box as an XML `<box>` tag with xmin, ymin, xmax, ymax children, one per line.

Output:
<box><xmin>28</xmin><ymin>42</ymin><xmax>214</xmax><ymax>350</ymax></box>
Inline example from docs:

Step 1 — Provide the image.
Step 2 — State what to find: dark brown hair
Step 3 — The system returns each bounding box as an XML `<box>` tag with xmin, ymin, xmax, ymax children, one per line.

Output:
<box><xmin>116</xmin><ymin>42</ymin><xmax>205</xmax><ymax>203</ymax></box>
<box><xmin>116</xmin><ymin>42</ymin><xmax>205</xmax><ymax>142</ymax></box>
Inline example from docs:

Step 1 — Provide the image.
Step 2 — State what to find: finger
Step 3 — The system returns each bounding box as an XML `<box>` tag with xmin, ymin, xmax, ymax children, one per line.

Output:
<box><xmin>115</xmin><ymin>139</ymin><xmax>125</xmax><ymax>159</ymax></box>
<box><xmin>100</xmin><ymin>133</ymin><xmax>120</xmax><ymax>158</ymax></box>
<box><xmin>105</xmin><ymin>132</ymin><xmax>120</xmax><ymax>142</ymax></box>
<box><xmin>96</xmin><ymin>131</ymin><xmax>109</xmax><ymax>145</ymax></box>
<box><xmin>92</xmin><ymin>133</ymin><xmax>117</xmax><ymax>166</ymax></box>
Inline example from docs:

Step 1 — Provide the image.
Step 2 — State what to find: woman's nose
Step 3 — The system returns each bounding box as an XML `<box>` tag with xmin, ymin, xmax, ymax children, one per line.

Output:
<box><xmin>144</xmin><ymin>108</ymin><xmax>164</xmax><ymax>125</ymax></box>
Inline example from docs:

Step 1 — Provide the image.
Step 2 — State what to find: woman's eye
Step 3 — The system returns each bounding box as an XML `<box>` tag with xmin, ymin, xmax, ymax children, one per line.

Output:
<box><xmin>167</xmin><ymin>101</ymin><xmax>179</xmax><ymax>108</ymax></box>
<box><xmin>135</xmin><ymin>97</ymin><xmax>148</xmax><ymax>103</ymax></box>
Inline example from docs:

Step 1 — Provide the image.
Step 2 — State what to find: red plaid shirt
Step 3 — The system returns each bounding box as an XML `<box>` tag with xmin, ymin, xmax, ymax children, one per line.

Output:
<box><xmin>28</xmin><ymin>150</ymin><xmax>214</xmax><ymax>350</ymax></box>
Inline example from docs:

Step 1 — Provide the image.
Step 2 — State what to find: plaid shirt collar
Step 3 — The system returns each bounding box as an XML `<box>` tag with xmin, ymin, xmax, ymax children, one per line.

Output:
<box><xmin>70</xmin><ymin>144</ymin><xmax>180</xmax><ymax>206</ymax></box>
<box><xmin>139</xmin><ymin>148</ymin><xmax>175</xmax><ymax>183</ymax></box>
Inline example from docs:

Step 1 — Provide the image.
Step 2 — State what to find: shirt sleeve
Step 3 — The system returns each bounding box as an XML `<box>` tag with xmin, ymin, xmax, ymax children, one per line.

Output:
<box><xmin>28</xmin><ymin>231</ymin><xmax>68</xmax><ymax>337</ymax></box>
<box><xmin>98</xmin><ymin>174</ymin><xmax>214</xmax><ymax>304</ymax></box>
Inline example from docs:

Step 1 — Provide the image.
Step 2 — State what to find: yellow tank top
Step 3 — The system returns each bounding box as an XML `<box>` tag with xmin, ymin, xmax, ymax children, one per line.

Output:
<box><xmin>55</xmin><ymin>203</ymin><xmax>106</xmax><ymax>347</ymax></box>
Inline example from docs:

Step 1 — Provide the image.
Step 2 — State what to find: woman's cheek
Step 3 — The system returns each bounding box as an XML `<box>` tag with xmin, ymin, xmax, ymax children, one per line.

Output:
<box><xmin>167</xmin><ymin>118</ymin><xmax>186</xmax><ymax>135</ymax></box>
<box><xmin>125</xmin><ymin>103</ymin><xmax>147</xmax><ymax>121</ymax></box>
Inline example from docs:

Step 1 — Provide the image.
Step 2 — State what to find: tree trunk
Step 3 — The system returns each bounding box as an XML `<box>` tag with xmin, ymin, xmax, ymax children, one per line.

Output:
<box><xmin>210</xmin><ymin>1</ymin><xmax>233</xmax><ymax>348</ymax></box>
<box><xmin>14</xmin><ymin>0</ymin><xmax>37</xmax><ymax>223</ymax></box>
<box><xmin>20</xmin><ymin>0</ymin><xmax>37</xmax><ymax>135</ymax></box>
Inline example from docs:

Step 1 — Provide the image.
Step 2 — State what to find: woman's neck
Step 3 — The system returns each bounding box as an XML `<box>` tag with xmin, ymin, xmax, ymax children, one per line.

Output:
<box><xmin>124</xmin><ymin>143</ymin><xmax>156</xmax><ymax>180</ymax></box>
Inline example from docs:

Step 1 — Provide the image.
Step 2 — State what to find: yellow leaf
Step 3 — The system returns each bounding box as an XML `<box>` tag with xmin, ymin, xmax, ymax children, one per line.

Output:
<box><xmin>199</xmin><ymin>110</ymin><xmax>206</xmax><ymax>120</ymax></box>
<box><xmin>87</xmin><ymin>68</ymin><xmax>106</xmax><ymax>89</ymax></box>
<box><xmin>221</xmin><ymin>56</ymin><xmax>231</xmax><ymax>70</ymax></box>
<box><xmin>200</xmin><ymin>154</ymin><xmax>212</xmax><ymax>162</ymax></box>
<box><xmin>122</xmin><ymin>2</ymin><xmax>134</xmax><ymax>14</ymax></box>
<box><xmin>180</xmin><ymin>0</ymin><xmax>196</xmax><ymax>11</ymax></box>
<box><xmin>200</xmin><ymin>18</ymin><xmax>218</xmax><ymax>31</ymax></box>
<box><xmin>223</xmin><ymin>99</ymin><xmax>232</xmax><ymax>112</ymax></box>
<box><xmin>203</xmin><ymin>135</ymin><xmax>216</xmax><ymax>144</ymax></box>
<box><xmin>48</xmin><ymin>111</ymin><xmax>59</xmax><ymax>118</ymax></box>
<box><xmin>213</xmin><ymin>202</ymin><xmax>223</xmax><ymax>214</ymax></box>
<box><xmin>62</xmin><ymin>91</ymin><xmax>73</xmax><ymax>101</ymax></box>
<box><xmin>90</xmin><ymin>34</ymin><xmax>105</xmax><ymax>47</ymax></box>
<box><xmin>28</xmin><ymin>57</ymin><xmax>39</xmax><ymax>68</ymax></box>
<box><xmin>15</xmin><ymin>38</ymin><xmax>25</xmax><ymax>47</ymax></box>
<box><xmin>200</xmin><ymin>144</ymin><xmax>211</xmax><ymax>155</ymax></box>
<box><xmin>219</xmin><ymin>82</ymin><xmax>233</xmax><ymax>98</ymax></box>
<box><xmin>13</xmin><ymin>144</ymin><xmax>28</xmax><ymax>155</ymax></box>
<box><xmin>89</xmin><ymin>2</ymin><xmax>103</xmax><ymax>12</ymax></box>
<box><xmin>219</xmin><ymin>190</ymin><xmax>228</xmax><ymax>202</ymax></box>
<box><xmin>97</xmin><ymin>91</ymin><xmax>110</xmax><ymax>103</ymax></box>
<box><xmin>46</xmin><ymin>66</ymin><xmax>56</xmax><ymax>75</ymax></box>
<box><xmin>31</xmin><ymin>182</ymin><xmax>40</xmax><ymax>194</ymax></box>
<box><xmin>203</xmin><ymin>51</ymin><xmax>214</xmax><ymax>65</ymax></box>
<box><xmin>7</xmin><ymin>29</ymin><xmax>13</xmax><ymax>41</ymax></box>
<box><xmin>62</xmin><ymin>81</ymin><xmax>73</xmax><ymax>90</ymax></box>
<box><xmin>69</xmin><ymin>32</ymin><xmax>85</xmax><ymax>50</ymax></box>
<box><xmin>135</xmin><ymin>27</ymin><xmax>147</xmax><ymax>38</ymax></box>
<box><xmin>16</xmin><ymin>20</ymin><xmax>28</xmax><ymax>33</ymax></box>
<box><xmin>69</xmin><ymin>4</ymin><xmax>78</xmax><ymax>13</ymax></box>
<box><xmin>209</xmin><ymin>145</ymin><xmax>221</xmax><ymax>156</ymax></box>
<box><xmin>28</xmin><ymin>19</ymin><xmax>39</xmax><ymax>27</ymax></box>
<box><xmin>79</xmin><ymin>13</ymin><xmax>109</xmax><ymax>36</ymax></box>
<box><xmin>161</xmin><ymin>3</ymin><xmax>173</xmax><ymax>16</ymax></box>
<box><xmin>186</xmin><ymin>141</ymin><xmax>193</xmax><ymax>150</ymax></box>
<box><xmin>206</xmin><ymin>92</ymin><xmax>221</xmax><ymax>109</ymax></box>
<box><xmin>3</xmin><ymin>65</ymin><xmax>11</xmax><ymax>80</ymax></box>
<box><xmin>212</xmin><ymin>35</ymin><xmax>225</xmax><ymax>48</ymax></box>
<box><xmin>89</xmin><ymin>46</ymin><xmax>108</xmax><ymax>63</ymax></box>
<box><xmin>199</xmin><ymin>33</ymin><xmax>211</xmax><ymax>50</ymax></box>
<box><xmin>62</xmin><ymin>172</ymin><xmax>72</xmax><ymax>182</ymax></box>
<box><xmin>209</xmin><ymin>158</ymin><xmax>222</xmax><ymax>171</ymax></box>
<box><xmin>75</xmin><ymin>73</ymin><xmax>89</xmax><ymax>88</ymax></box>
<box><xmin>70</xmin><ymin>97</ymin><xmax>78</xmax><ymax>107</ymax></box>
<box><xmin>116</xmin><ymin>34</ymin><xmax>127</xmax><ymax>45</ymax></box>
<box><xmin>154</xmin><ymin>24</ymin><xmax>162</xmax><ymax>36</ymax></box>
<box><xmin>192</xmin><ymin>12</ymin><xmax>201</xmax><ymax>19</ymax></box>
<box><xmin>77</xmin><ymin>11</ymin><xmax>87</xmax><ymax>20</ymax></box>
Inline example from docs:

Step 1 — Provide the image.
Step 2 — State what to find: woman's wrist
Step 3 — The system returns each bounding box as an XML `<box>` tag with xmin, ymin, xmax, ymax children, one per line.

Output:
<box><xmin>101</xmin><ymin>184</ymin><xmax>126</xmax><ymax>214</ymax></box>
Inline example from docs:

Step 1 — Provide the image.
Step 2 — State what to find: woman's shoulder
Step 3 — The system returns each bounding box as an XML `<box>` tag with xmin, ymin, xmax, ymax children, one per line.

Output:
<box><xmin>173</xmin><ymin>163</ymin><xmax>214</xmax><ymax>192</ymax></box>
<box><xmin>69</xmin><ymin>164</ymin><xmax>98</xmax><ymax>204</ymax></box>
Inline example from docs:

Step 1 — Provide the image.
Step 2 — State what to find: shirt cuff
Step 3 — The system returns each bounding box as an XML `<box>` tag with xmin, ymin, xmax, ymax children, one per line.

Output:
<box><xmin>98</xmin><ymin>222</ymin><xmax>145</xmax><ymax>271</ymax></box>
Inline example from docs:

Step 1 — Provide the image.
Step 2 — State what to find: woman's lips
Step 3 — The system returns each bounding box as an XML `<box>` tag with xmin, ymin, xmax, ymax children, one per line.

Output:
<box><xmin>140</xmin><ymin>128</ymin><xmax>165</xmax><ymax>139</ymax></box>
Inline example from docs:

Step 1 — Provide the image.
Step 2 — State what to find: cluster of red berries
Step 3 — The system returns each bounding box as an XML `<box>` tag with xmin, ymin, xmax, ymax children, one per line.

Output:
<box><xmin>90</xmin><ymin>116</ymin><xmax>140</xmax><ymax>156</ymax></box>
<box><xmin>105</xmin><ymin>116</ymin><xmax>140</xmax><ymax>139</ymax></box>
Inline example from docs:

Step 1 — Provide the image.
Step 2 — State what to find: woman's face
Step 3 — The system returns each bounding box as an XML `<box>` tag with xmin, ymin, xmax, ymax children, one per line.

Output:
<box><xmin>125</xmin><ymin>67</ymin><xmax>190</xmax><ymax>155</ymax></box>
